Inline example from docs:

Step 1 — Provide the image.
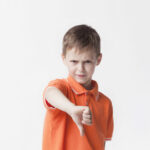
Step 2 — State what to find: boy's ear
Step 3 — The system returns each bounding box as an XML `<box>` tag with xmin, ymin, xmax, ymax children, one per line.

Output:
<box><xmin>61</xmin><ymin>54</ymin><xmax>66</xmax><ymax>65</ymax></box>
<box><xmin>96</xmin><ymin>53</ymin><xmax>102</xmax><ymax>65</ymax></box>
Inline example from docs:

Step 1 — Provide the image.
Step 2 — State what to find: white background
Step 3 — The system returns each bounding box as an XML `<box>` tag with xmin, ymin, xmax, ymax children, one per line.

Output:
<box><xmin>0</xmin><ymin>0</ymin><xmax>150</xmax><ymax>150</ymax></box>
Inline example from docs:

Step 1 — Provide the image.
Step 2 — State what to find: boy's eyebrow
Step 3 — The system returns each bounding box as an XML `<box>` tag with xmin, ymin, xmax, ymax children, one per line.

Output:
<box><xmin>69</xmin><ymin>59</ymin><xmax>92</xmax><ymax>62</ymax></box>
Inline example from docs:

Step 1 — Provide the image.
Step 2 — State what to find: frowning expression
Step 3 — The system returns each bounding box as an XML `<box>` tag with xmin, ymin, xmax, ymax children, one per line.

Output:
<box><xmin>62</xmin><ymin>47</ymin><xmax>102</xmax><ymax>89</ymax></box>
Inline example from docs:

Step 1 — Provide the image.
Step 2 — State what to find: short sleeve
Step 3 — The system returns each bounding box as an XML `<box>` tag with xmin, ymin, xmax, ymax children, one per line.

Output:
<box><xmin>42</xmin><ymin>79</ymin><xmax>68</xmax><ymax>110</ymax></box>
<box><xmin>105</xmin><ymin>100</ymin><xmax>114</xmax><ymax>141</ymax></box>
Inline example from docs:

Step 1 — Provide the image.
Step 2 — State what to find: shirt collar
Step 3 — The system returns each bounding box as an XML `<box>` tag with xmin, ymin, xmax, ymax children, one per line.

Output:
<box><xmin>66</xmin><ymin>74</ymin><xmax>99</xmax><ymax>101</ymax></box>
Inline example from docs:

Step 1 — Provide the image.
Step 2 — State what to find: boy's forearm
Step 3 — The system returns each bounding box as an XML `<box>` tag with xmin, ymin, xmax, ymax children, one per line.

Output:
<box><xmin>45</xmin><ymin>87</ymin><xmax>76</xmax><ymax>115</ymax></box>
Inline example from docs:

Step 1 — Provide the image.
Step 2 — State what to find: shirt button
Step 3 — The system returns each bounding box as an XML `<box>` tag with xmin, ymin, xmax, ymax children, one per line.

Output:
<box><xmin>86</xmin><ymin>101</ymin><xmax>88</xmax><ymax>105</ymax></box>
<box><xmin>86</xmin><ymin>98</ymin><xmax>90</xmax><ymax>105</ymax></box>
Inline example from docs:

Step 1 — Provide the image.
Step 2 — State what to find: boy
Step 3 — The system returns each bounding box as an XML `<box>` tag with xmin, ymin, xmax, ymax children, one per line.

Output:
<box><xmin>42</xmin><ymin>24</ymin><xmax>114</xmax><ymax>150</ymax></box>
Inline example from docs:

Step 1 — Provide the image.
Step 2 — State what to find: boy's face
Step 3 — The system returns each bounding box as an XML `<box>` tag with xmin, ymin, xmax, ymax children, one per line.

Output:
<box><xmin>62</xmin><ymin>47</ymin><xmax>102</xmax><ymax>89</ymax></box>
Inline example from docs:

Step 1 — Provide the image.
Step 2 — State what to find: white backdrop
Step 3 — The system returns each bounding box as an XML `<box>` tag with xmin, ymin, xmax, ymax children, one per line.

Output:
<box><xmin>0</xmin><ymin>0</ymin><xmax>150</xmax><ymax>150</ymax></box>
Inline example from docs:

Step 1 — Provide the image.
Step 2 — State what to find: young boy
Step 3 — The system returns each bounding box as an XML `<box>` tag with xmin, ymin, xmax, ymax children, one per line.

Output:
<box><xmin>42</xmin><ymin>24</ymin><xmax>114</xmax><ymax>150</ymax></box>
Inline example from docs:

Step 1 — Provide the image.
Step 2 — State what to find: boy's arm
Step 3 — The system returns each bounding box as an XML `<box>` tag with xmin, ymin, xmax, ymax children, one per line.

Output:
<box><xmin>44</xmin><ymin>86</ymin><xmax>92</xmax><ymax>136</ymax></box>
<box><xmin>45</xmin><ymin>86</ymin><xmax>76</xmax><ymax>115</ymax></box>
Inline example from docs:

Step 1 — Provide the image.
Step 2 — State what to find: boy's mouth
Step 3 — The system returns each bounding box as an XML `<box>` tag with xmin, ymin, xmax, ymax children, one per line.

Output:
<box><xmin>76</xmin><ymin>74</ymin><xmax>86</xmax><ymax>78</ymax></box>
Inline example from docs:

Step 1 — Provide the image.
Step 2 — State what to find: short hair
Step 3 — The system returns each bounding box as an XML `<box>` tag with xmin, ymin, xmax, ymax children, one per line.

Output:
<box><xmin>62</xmin><ymin>24</ymin><xmax>101</xmax><ymax>57</ymax></box>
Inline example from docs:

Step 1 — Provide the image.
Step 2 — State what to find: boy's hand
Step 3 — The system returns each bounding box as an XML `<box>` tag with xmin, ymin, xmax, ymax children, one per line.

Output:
<box><xmin>69</xmin><ymin>106</ymin><xmax>92</xmax><ymax>136</ymax></box>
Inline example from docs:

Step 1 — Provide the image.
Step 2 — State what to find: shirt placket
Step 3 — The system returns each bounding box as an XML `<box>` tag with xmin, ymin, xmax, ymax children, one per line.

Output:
<box><xmin>85</xmin><ymin>92</ymin><xmax>92</xmax><ymax>106</ymax></box>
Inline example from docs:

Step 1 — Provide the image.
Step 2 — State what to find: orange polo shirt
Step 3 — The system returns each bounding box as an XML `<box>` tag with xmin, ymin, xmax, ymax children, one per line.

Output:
<box><xmin>42</xmin><ymin>75</ymin><xmax>114</xmax><ymax>150</ymax></box>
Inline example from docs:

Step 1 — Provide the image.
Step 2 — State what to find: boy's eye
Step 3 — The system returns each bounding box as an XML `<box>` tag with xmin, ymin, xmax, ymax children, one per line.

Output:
<box><xmin>85</xmin><ymin>60</ymin><xmax>91</xmax><ymax>63</ymax></box>
<box><xmin>70</xmin><ymin>60</ymin><xmax>78</xmax><ymax>63</ymax></box>
<box><xmin>70</xmin><ymin>60</ymin><xmax>92</xmax><ymax>64</ymax></box>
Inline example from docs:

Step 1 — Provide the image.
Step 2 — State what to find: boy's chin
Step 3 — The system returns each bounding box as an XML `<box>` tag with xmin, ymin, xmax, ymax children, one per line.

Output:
<box><xmin>75</xmin><ymin>78</ymin><xmax>88</xmax><ymax>85</ymax></box>
<box><xmin>72</xmin><ymin>75</ymin><xmax>91</xmax><ymax>84</ymax></box>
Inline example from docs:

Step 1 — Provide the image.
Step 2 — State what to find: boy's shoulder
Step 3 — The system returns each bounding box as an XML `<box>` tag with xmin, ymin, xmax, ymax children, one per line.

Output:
<box><xmin>47</xmin><ymin>77</ymin><xmax>69</xmax><ymax>95</ymax></box>
<box><xmin>98</xmin><ymin>90</ymin><xmax>113</xmax><ymax>105</ymax></box>
<box><xmin>94</xmin><ymin>79</ymin><xmax>112</xmax><ymax>104</ymax></box>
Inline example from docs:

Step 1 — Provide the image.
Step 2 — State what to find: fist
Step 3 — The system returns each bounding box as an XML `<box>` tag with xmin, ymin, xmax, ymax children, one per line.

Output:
<box><xmin>82</xmin><ymin>106</ymin><xmax>92</xmax><ymax>125</ymax></box>
<box><xmin>69</xmin><ymin>106</ymin><xmax>92</xmax><ymax>136</ymax></box>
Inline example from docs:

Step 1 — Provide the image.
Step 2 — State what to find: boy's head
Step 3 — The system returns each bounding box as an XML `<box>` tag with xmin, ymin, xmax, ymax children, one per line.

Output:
<box><xmin>61</xmin><ymin>24</ymin><xmax>102</xmax><ymax>90</ymax></box>
<box><xmin>62</xmin><ymin>24</ymin><xmax>101</xmax><ymax>57</ymax></box>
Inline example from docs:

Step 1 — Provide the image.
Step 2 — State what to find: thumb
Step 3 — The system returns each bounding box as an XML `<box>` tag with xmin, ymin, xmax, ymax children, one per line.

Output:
<box><xmin>76</xmin><ymin>122</ymin><xmax>85</xmax><ymax>136</ymax></box>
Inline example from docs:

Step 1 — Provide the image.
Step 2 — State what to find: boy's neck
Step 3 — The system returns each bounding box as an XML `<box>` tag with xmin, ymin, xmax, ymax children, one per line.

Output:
<box><xmin>80</xmin><ymin>80</ymin><xmax>93</xmax><ymax>90</ymax></box>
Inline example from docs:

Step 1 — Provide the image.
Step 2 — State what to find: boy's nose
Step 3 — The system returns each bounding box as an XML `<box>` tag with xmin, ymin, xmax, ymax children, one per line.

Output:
<box><xmin>78</xmin><ymin>63</ymin><xmax>85</xmax><ymax>71</ymax></box>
